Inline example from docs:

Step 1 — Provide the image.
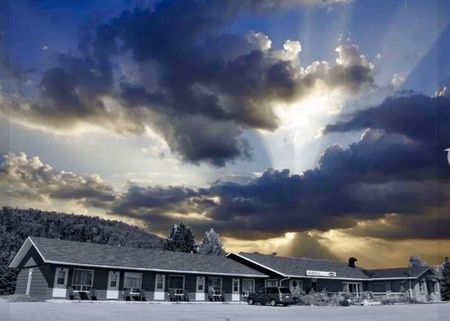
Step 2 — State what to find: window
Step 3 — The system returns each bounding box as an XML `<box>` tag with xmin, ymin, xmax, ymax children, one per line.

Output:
<box><xmin>169</xmin><ymin>275</ymin><xmax>185</xmax><ymax>290</ymax></box>
<box><xmin>124</xmin><ymin>272</ymin><xmax>142</xmax><ymax>292</ymax></box>
<box><xmin>342</xmin><ymin>282</ymin><xmax>362</xmax><ymax>296</ymax></box>
<box><xmin>72</xmin><ymin>269</ymin><xmax>94</xmax><ymax>291</ymax></box>
<box><xmin>373</xmin><ymin>282</ymin><xmax>386</xmax><ymax>292</ymax></box>
<box><xmin>57</xmin><ymin>270</ymin><xmax>66</xmax><ymax>285</ymax></box>
<box><xmin>109</xmin><ymin>273</ymin><xmax>118</xmax><ymax>288</ymax></box>
<box><xmin>265</xmin><ymin>279</ymin><xmax>278</xmax><ymax>287</ymax></box>
<box><xmin>233</xmin><ymin>279</ymin><xmax>239</xmax><ymax>292</ymax></box>
<box><xmin>290</xmin><ymin>279</ymin><xmax>303</xmax><ymax>296</ymax></box>
<box><xmin>242</xmin><ymin>279</ymin><xmax>255</xmax><ymax>294</ymax></box>
<box><xmin>197</xmin><ymin>277</ymin><xmax>205</xmax><ymax>291</ymax></box>
<box><xmin>208</xmin><ymin>277</ymin><xmax>222</xmax><ymax>291</ymax></box>
<box><xmin>156</xmin><ymin>274</ymin><xmax>164</xmax><ymax>290</ymax></box>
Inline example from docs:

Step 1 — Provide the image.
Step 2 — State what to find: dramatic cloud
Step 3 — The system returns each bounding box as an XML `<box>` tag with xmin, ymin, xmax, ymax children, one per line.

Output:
<box><xmin>1</xmin><ymin>0</ymin><xmax>370</xmax><ymax>166</ymax></box>
<box><xmin>0</xmin><ymin>152</ymin><xmax>117</xmax><ymax>207</ymax></box>
<box><xmin>3</xmin><ymin>92</ymin><xmax>449</xmax><ymax>241</ymax></box>
<box><xmin>104</xmin><ymin>94</ymin><xmax>450</xmax><ymax>240</ymax></box>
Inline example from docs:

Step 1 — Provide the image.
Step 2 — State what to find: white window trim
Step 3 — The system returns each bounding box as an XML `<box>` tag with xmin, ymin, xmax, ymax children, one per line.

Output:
<box><xmin>265</xmin><ymin>279</ymin><xmax>279</xmax><ymax>287</ymax></box>
<box><xmin>108</xmin><ymin>271</ymin><xmax>119</xmax><ymax>288</ymax></box>
<box><xmin>197</xmin><ymin>276</ymin><xmax>205</xmax><ymax>291</ymax></box>
<box><xmin>168</xmin><ymin>274</ymin><xmax>185</xmax><ymax>290</ymax></box>
<box><xmin>156</xmin><ymin>274</ymin><xmax>165</xmax><ymax>290</ymax></box>
<box><xmin>72</xmin><ymin>268</ymin><xmax>94</xmax><ymax>292</ymax></box>
<box><xmin>242</xmin><ymin>279</ymin><xmax>255</xmax><ymax>297</ymax></box>
<box><xmin>208</xmin><ymin>277</ymin><xmax>223</xmax><ymax>292</ymax></box>
<box><xmin>342</xmin><ymin>282</ymin><xmax>363</xmax><ymax>296</ymax></box>
<box><xmin>124</xmin><ymin>272</ymin><xmax>143</xmax><ymax>293</ymax></box>
<box><xmin>290</xmin><ymin>279</ymin><xmax>303</xmax><ymax>291</ymax></box>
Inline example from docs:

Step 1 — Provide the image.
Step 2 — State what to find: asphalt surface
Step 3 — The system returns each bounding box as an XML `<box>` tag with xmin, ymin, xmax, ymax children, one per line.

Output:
<box><xmin>0</xmin><ymin>299</ymin><xmax>449</xmax><ymax>321</ymax></box>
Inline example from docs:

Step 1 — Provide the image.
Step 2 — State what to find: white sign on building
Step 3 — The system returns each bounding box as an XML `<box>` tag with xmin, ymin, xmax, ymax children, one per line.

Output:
<box><xmin>306</xmin><ymin>270</ymin><xmax>337</xmax><ymax>277</ymax></box>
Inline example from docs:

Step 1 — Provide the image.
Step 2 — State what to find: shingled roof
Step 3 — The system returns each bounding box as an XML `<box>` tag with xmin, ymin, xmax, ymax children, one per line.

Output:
<box><xmin>228</xmin><ymin>252</ymin><xmax>370</xmax><ymax>280</ymax></box>
<box><xmin>363</xmin><ymin>266</ymin><xmax>431</xmax><ymax>279</ymax></box>
<box><xmin>10</xmin><ymin>237</ymin><xmax>266</xmax><ymax>277</ymax></box>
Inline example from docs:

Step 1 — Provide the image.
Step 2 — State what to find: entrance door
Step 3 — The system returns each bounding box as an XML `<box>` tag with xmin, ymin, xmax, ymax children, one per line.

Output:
<box><xmin>232</xmin><ymin>278</ymin><xmax>240</xmax><ymax>301</ymax></box>
<box><xmin>289</xmin><ymin>279</ymin><xmax>302</xmax><ymax>298</ymax></box>
<box><xmin>26</xmin><ymin>268</ymin><xmax>33</xmax><ymax>295</ymax></box>
<box><xmin>52</xmin><ymin>267</ymin><xmax>69</xmax><ymax>298</ymax></box>
<box><xmin>154</xmin><ymin>274</ymin><xmax>165</xmax><ymax>300</ymax></box>
<box><xmin>195</xmin><ymin>276</ymin><xmax>205</xmax><ymax>301</ymax></box>
<box><xmin>106</xmin><ymin>271</ymin><xmax>120</xmax><ymax>299</ymax></box>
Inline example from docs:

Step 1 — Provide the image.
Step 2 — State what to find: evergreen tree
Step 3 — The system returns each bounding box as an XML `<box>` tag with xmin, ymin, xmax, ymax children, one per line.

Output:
<box><xmin>197</xmin><ymin>228</ymin><xmax>226</xmax><ymax>256</ymax></box>
<box><xmin>164</xmin><ymin>222</ymin><xmax>196</xmax><ymax>253</ymax></box>
<box><xmin>409</xmin><ymin>255</ymin><xmax>429</xmax><ymax>267</ymax></box>
<box><xmin>442</xmin><ymin>257</ymin><xmax>450</xmax><ymax>301</ymax></box>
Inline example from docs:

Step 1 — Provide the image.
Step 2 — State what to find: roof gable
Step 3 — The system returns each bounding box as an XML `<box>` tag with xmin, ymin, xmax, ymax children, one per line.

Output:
<box><xmin>12</xmin><ymin>237</ymin><xmax>266</xmax><ymax>277</ymax></box>
<box><xmin>364</xmin><ymin>266</ymin><xmax>431</xmax><ymax>279</ymax></box>
<box><xmin>230</xmin><ymin>252</ymin><xmax>370</xmax><ymax>280</ymax></box>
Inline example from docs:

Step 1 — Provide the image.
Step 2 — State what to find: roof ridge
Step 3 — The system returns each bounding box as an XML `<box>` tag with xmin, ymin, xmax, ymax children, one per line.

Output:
<box><xmin>239</xmin><ymin>252</ymin><xmax>349</xmax><ymax>265</ymax></box>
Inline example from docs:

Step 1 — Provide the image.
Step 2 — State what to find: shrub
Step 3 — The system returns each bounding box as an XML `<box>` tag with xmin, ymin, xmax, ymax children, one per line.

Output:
<box><xmin>297</xmin><ymin>290</ymin><xmax>340</xmax><ymax>306</ymax></box>
<box><xmin>381</xmin><ymin>297</ymin><xmax>423</xmax><ymax>305</ymax></box>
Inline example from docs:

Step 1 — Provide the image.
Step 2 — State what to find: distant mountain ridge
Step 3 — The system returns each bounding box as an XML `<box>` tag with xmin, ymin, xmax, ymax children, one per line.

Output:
<box><xmin>0</xmin><ymin>206</ymin><xmax>164</xmax><ymax>294</ymax></box>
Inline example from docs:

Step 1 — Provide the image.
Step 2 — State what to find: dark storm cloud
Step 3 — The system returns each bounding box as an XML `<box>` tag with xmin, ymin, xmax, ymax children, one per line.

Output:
<box><xmin>1</xmin><ymin>0</ymin><xmax>371</xmax><ymax>166</ymax></box>
<box><xmin>324</xmin><ymin>94</ymin><xmax>450</xmax><ymax>143</ymax></box>
<box><xmin>107</xmin><ymin>93</ymin><xmax>450</xmax><ymax>239</ymax></box>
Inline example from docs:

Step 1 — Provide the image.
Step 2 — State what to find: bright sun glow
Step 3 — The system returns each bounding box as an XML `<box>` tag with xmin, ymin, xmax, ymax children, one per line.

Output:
<box><xmin>275</xmin><ymin>94</ymin><xmax>341</xmax><ymax>130</ymax></box>
<box><xmin>259</xmin><ymin>91</ymin><xmax>345</xmax><ymax>173</ymax></box>
<box><xmin>285</xmin><ymin>232</ymin><xmax>296</xmax><ymax>240</ymax></box>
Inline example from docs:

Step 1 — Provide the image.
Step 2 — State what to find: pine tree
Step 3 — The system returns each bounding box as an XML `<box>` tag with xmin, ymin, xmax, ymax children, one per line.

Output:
<box><xmin>197</xmin><ymin>228</ymin><xmax>226</xmax><ymax>256</ymax></box>
<box><xmin>163</xmin><ymin>222</ymin><xmax>196</xmax><ymax>253</ymax></box>
<box><xmin>409</xmin><ymin>255</ymin><xmax>429</xmax><ymax>267</ymax></box>
<box><xmin>441</xmin><ymin>257</ymin><xmax>450</xmax><ymax>301</ymax></box>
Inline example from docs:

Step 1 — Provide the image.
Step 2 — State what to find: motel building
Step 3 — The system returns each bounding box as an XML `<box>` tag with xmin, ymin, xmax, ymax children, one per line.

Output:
<box><xmin>9</xmin><ymin>237</ymin><xmax>442</xmax><ymax>302</ymax></box>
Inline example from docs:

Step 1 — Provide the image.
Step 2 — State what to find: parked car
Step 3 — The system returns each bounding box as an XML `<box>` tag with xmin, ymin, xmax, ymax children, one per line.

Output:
<box><xmin>247</xmin><ymin>287</ymin><xmax>294</xmax><ymax>306</ymax></box>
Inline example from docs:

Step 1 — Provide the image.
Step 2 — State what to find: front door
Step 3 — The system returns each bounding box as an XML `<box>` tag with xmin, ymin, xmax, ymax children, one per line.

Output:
<box><xmin>232</xmin><ymin>278</ymin><xmax>240</xmax><ymax>301</ymax></box>
<box><xmin>52</xmin><ymin>267</ymin><xmax>69</xmax><ymax>298</ymax></box>
<box><xmin>196</xmin><ymin>276</ymin><xmax>205</xmax><ymax>301</ymax></box>
<box><xmin>289</xmin><ymin>279</ymin><xmax>302</xmax><ymax>298</ymax></box>
<box><xmin>154</xmin><ymin>274</ymin><xmax>165</xmax><ymax>300</ymax></box>
<box><xmin>106</xmin><ymin>271</ymin><xmax>120</xmax><ymax>299</ymax></box>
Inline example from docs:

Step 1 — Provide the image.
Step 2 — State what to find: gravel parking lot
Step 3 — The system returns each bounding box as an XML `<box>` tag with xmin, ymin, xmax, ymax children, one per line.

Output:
<box><xmin>1</xmin><ymin>300</ymin><xmax>449</xmax><ymax>321</ymax></box>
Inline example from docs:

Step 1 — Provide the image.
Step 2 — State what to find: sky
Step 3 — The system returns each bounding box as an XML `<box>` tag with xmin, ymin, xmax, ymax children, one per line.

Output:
<box><xmin>1</xmin><ymin>0</ymin><xmax>450</xmax><ymax>268</ymax></box>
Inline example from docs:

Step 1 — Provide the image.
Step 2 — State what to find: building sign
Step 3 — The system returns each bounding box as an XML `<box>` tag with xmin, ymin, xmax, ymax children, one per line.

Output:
<box><xmin>306</xmin><ymin>270</ymin><xmax>337</xmax><ymax>277</ymax></box>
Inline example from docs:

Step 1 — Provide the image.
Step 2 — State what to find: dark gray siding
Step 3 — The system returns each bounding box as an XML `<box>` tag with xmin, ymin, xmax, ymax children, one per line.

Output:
<box><xmin>29</xmin><ymin>266</ymin><xmax>52</xmax><ymax>298</ymax></box>
<box><xmin>15</xmin><ymin>268</ymin><xmax>29</xmax><ymax>295</ymax></box>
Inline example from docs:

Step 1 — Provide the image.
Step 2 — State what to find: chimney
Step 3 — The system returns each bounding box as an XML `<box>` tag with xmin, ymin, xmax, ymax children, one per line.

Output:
<box><xmin>348</xmin><ymin>257</ymin><xmax>357</xmax><ymax>268</ymax></box>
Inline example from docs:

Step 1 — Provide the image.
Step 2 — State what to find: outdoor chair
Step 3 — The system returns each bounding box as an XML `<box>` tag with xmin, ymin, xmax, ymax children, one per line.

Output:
<box><xmin>183</xmin><ymin>290</ymin><xmax>189</xmax><ymax>301</ymax></box>
<box><xmin>169</xmin><ymin>289</ymin><xmax>177</xmax><ymax>302</ymax></box>
<box><xmin>79</xmin><ymin>291</ymin><xmax>90</xmax><ymax>300</ymax></box>
<box><xmin>139</xmin><ymin>289</ymin><xmax>146</xmax><ymax>301</ymax></box>
<box><xmin>123</xmin><ymin>289</ymin><xmax>131</xmax><ymax>301</ymax></box>
<box><xmin>68</xmin><ymin>287</ymin><xmax>74</xmax><ymax>300</ymax></box>
<box><xmin>89</xmin><ymin>288</ymin><xmax>97</xmax><ymax>300</ymax></box>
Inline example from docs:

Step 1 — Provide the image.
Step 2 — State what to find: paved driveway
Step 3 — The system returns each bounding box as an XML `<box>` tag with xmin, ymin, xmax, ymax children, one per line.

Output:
<box><xmin>0</xmin><ymin>300</ymin><xmax>449</xmax><ymax>321</ymax></box>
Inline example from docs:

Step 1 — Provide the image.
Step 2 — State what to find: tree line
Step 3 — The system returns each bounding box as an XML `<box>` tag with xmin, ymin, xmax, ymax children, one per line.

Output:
<box><xmin>0</xmin><ymin>207</ymin><xmax>226</xmax><ymax>295</ymax></box>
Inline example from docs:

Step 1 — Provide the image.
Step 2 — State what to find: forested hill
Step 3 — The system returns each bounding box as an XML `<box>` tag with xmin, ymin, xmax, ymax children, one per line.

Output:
<box><xmin>0</xmin><ymin>206</ymin><xmax>164</xmax><ymax>294</ymax></box>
